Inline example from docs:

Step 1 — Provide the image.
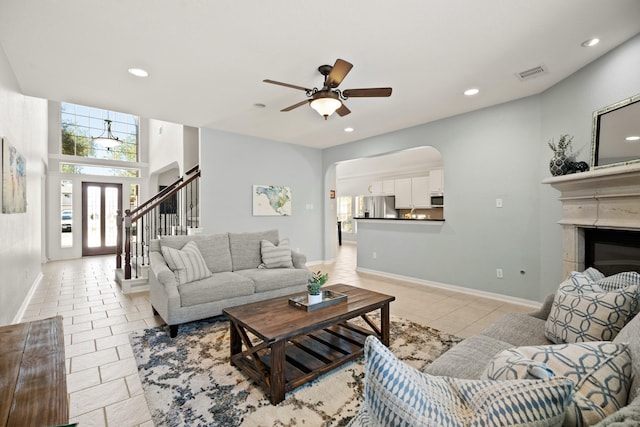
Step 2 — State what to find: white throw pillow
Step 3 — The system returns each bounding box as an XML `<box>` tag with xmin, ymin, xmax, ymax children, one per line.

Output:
<box><xmin>360</xmin><ymin>335</ymin><xmax>574</xmax><ymax>427</ymax></box>
<box><xmin>259</xmin><ymin>238</ymin><xmax>293</xmax><ymax>269</ymax></box>
<box><xmin>483</xmin><ymin>341</ymin><xmax>633</xmax><ymax>427</ymax></box>
<box><xmin>161</xmin><ymin>240</ymin><xmax>213</xmax><ymax>285</ymax></box>
<box><xmin>545</xmin><ymin>272</ymin><xmax>637</xmax><ymax>343</ymax></box>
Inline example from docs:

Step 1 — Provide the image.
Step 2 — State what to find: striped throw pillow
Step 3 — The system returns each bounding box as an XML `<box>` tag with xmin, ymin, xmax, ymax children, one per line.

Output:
<box><xmin>360</xmin><ymin>335</ymin><xmax>574</xmax><ymax>427</ymax></box>
<box><xmin>260</xmin><ymin>238</ymin><xmax>293</xmax><ymax>269</ymax></box>
<box><xmin>161</xmin><ymin>241</ymin><xmax>212</xmax><ymax>285</ymax></box>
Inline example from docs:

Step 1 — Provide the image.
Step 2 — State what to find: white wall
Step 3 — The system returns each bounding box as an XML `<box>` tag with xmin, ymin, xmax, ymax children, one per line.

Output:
<box><xmin>0</xmin><ymin>44</ymin><xmax>48</xmax><ymax>324</ymax></box>
<box><xmin>199</xmin><ymin>128</ymin><xmax>324</xmax><ymax>261</ymax></box>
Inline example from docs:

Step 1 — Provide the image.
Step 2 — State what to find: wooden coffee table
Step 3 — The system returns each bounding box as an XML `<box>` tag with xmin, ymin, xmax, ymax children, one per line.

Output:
<box><xmin>222</xmin><ymin>284</ymin><xmax>395</xmax><ymax>404</ymax></box>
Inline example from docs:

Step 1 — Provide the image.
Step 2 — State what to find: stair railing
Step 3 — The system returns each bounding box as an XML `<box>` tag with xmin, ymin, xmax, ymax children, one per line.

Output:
<box><xmin>117</xmin><ymin>165</ymin><xmax>200</xmax><ymax>280</ymax></box>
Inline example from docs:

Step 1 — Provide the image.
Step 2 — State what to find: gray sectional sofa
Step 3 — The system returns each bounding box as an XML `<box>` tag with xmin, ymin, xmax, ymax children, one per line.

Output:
<box><xmin>421</xmin><ymin>293</ymin><xmax>640</xmax><ymax>426</ymax></box>
<box><xmin>149</xmin><ymin>229</ymin><xmax>311</xmax><ymax>337</ymax></box>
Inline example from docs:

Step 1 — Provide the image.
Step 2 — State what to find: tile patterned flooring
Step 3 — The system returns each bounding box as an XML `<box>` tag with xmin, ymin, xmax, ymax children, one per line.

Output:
<box><xmin>20</xmin><ymin>243</ymin><xmax>535</xmax><ymax>426</ymax></box>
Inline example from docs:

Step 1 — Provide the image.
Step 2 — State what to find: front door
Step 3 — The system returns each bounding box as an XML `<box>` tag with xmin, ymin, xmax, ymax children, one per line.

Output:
<box><xmin>82</xmin><ymin>182</ymin><xmax>122</xmax><ymax>256</ymax></box>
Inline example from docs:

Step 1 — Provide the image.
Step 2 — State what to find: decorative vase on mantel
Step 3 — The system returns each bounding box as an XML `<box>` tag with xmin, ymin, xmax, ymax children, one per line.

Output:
<box><xmin>548</xmin><ymin>134</ymin><xmax>574</xmax><ymax>177</ymax></box>
<box><xmin>549</xmin><ymin>150</ymin><xmax>570</xmax><ymax>176</ymax></box>
<box><xmin>307</xmin><ymin>271</ymin><xmax>328</xmax><ymax>305</ymax></box>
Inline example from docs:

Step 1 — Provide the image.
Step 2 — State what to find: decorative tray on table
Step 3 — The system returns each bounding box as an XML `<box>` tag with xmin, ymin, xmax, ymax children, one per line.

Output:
<box><xmin>289</xmin><ymin>290</ymin><xmax>347</xmax><ymax>312</ymax></box>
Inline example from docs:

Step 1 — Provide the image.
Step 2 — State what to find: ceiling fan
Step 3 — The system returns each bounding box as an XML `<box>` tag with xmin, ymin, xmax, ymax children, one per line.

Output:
<box><xmin>263</xmin><ymin>58</ymin><xmax>392</xmax><ymax>120</ymax></box>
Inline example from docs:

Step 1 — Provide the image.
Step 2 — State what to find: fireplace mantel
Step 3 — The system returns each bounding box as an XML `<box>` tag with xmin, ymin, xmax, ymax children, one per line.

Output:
<box><xmin>543</xmin><ymin>163</ymin><xmax>640</xmax><ymax>276</ymax></box>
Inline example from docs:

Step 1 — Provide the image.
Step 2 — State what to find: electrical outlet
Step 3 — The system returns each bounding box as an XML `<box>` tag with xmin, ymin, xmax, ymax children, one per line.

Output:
<box><xmin>496</xmin><ymin>198</ymin><xmax>503</xmax><ymax>208</ymax></box>
<box><xmin>496</xmin><ymin>268</ymin><xmax>503</xmax><ymax>278</ymax></box>
<box><xmin>372</xmin><ymin>252</ymin><xmax>377</xmax><ymax>259</ymax></box>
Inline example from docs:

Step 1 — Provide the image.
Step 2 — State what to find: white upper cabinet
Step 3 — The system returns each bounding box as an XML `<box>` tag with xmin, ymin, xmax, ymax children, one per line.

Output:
<box><xmin>394</xmin><ymin>178</ymin><xmax>412</xmax><ymax>208</ymax></box>
<box><xmin>411</xmin><ymin>176</ymin><xmax>430</xmax><ymax>208</ymax></box>
<box><xmin>429</xmin><ymin>169</ymin><xmax>444</xmax><ymax>194</ymax></box>
<box><xmin>382</xmin><ymin>180</ymin><xmax>395</xmax><ymax>195</ymax></box>
<box><xmin>395</xmin><ymin>177</ymin><xmax>430</xmax><ymax>208</ymax></box>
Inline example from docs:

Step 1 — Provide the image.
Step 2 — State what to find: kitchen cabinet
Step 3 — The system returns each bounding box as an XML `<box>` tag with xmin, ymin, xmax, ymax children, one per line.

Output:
<box><xmin>369</xmin><ymin>180</ymin><xmax>383</xmax><ymax>195</ymax></box>
<box><xmin>411</xmin><ymin>176</ymin><xmax>430</xmax><ymax>208</ymax></box>
<box><xmin>394</xmin><ymin>178</ymin><xmax>412</xmax><ymax>208</ymax></box>
<box><xmin>429</xmin><ymin>169</ymin><xmax>444</xmax><ymax>194</ymax></box>
<box><xmin>382</xmin><ymin>180</ymin><xmax>395</xmax><ymax>195</ymax></box>
<box><xmin>395</xmin><ymin>177</ymin><xmax>430</xmax><ymax>208</ymax></box>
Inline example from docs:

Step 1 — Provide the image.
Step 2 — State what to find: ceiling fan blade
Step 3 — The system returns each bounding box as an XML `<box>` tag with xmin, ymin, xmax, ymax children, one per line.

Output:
<box><xmin>281</xmin><ymin>99</ymin><xmax>310</xmax><ymax>112</ymax></box>
<box><xmin>336</xmin><ymin>103</ymin><xmax>351</xmax><ymax>117</ymax></box>
<box><xmin>263</xmin><ymin>79</ymin><xmax>312</xmax><ymax>92</ymax></box>
<box><xmin>342</xmin><ymin>87</ymin><xmax>392</xmax><ymax>98</ymax></box>
<box><xmin>325</xmin><ymin>59</ymin><xmax>353</xmax><ymax>88</ymax></box>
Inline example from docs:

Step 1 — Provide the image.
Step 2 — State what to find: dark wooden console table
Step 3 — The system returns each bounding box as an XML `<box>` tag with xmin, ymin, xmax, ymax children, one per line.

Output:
<box><xmin>0</xmin><ymin>316</ymin><xmax>69</xmax><ymax>427</ymax></box>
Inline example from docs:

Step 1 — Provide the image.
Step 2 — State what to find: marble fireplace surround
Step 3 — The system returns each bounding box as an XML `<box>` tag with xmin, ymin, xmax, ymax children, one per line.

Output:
<box><xmin>543</xmin><ymin>163</ymin><xmax>640</xmax><ymax>277</ymax></box>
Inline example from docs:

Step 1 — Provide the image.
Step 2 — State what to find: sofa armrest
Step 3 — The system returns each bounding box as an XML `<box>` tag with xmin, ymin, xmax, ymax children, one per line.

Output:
<box><xmin>528</xmin><ymin>293</ymin><xmax>555</xmax><ymax>320</ymax></box>
<box><xmin>149</xmin><ymin>251</ymin><xmax>177</xmax><ymax>287</ymax></box>
<box><xmin>291</xmin><ymin>251</ymin><xmax>307</xmax><ymax>269</ymax></box>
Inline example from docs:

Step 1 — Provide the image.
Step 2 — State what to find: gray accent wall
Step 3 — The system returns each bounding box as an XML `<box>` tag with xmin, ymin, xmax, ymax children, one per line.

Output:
<box><xmin>199</xmin><ymin>128</ymin><xmax>324</xmax><ymax>262</ymax></box>
<box><xmin>324</xmin><ymin>34</ymin><xmax>640</xmax><ymax>302</ymax></box>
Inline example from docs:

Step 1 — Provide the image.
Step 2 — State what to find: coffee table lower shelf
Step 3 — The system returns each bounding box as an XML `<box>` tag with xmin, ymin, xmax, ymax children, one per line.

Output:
<box><xmin>230</xmin><ymin>320</ymin><xmax>373</xmax><ymax>404</ymax></box>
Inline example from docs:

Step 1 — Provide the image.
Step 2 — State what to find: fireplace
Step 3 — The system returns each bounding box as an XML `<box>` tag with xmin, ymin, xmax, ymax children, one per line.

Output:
<box><xmin>544</xmin><ymin>163</ymin><xmax>640</xmax><ymax>277</ymax></box>
<box><xmin>584</xmin><ymin>228</ymin><xmax>640</xmax><ymax>276</ymax></box>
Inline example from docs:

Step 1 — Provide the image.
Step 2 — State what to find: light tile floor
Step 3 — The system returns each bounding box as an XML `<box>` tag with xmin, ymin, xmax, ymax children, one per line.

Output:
<box><xmin>21</xmin><ymin>243</ymin><xmax>535</xmax><ymax>426</ymax></box>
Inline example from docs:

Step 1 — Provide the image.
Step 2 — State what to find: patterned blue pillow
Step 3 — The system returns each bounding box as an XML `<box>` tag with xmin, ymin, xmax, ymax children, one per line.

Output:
<box><xmin>545</xmin><ymin>272</ymin><xmax>637</xmax><ymax>343</ymax></box>
<box><xmin>596</xmin><ymin>271</ymin><xmax>640</xmax><ymax>318</ymax></box>
<box><xmin>358</xmin><ymin>336</ymin><xmax>574</xmax><ymax>427</ymax></box>
<box><xmin>483</xmin><ymin>342</ymin><xmax>633</xmax><ymax>427</ymax></box>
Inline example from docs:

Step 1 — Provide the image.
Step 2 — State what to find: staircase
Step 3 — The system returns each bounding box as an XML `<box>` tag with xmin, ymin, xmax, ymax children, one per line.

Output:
<box><xmin>115</xmin><ymin>165</ymin><xmax>201</xmax><ymax>293</ymax></box>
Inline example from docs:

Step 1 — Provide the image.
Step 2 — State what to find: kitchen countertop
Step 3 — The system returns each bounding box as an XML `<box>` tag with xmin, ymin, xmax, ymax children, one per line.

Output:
<box><xmin>354</xmin><ymin>217</ymin><xmax>445</xmax><ymax>222</ymax></box>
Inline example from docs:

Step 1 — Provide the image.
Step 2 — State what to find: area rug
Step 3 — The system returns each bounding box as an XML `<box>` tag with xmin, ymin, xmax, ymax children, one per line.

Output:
<box><xmin>130</xmin><ymin>314</ymin><xmax>461</xmax><ymax>427</ymax></box>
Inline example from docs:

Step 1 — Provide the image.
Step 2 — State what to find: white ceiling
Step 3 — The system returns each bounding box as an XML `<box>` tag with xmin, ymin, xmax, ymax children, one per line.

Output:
<box><xmin>1</xmin><ymin>0</ymin><xmax>639</xmax><ymax>149</ymax></box>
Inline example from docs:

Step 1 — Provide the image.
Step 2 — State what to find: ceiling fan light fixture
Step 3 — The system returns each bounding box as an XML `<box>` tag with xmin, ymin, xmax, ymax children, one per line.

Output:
<box><xmin>310</xmin><ymin>95</ymin><xmax>342</xmax><ymax>120</ymax></box>
<box><xmin>92</xmin><ymin>119</ymin><xmax>121</xmax><ymax>148</ymax></box>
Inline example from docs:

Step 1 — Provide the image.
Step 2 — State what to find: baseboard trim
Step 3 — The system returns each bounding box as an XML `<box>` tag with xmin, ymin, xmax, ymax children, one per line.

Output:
<box><xmin>355</xmin><ymin>267</ymin><xmax>541</xmax><ymax>308</ymax></box>
<box><xmin>13</xmin><ymin>272</ymin><xmax>44</xmax><ymax>324</ymax></box>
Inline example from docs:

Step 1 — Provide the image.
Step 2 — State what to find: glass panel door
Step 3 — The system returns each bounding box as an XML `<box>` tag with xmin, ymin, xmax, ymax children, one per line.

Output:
<box><xmin>82</xmin><ymin>182</ymin><xmax>122</xmax><ymax>256</ymax></box>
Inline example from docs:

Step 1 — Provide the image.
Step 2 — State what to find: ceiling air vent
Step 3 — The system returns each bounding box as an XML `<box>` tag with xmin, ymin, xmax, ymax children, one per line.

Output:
<box><xmin>516</xmin><ymin>65</ymin><xmax>548</xmax><ymax>81</ymax></box>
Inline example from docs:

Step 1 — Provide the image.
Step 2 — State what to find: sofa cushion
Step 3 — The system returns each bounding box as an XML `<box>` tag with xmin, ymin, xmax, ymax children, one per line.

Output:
<box><xmin>360</xmin><ymin>335</ymin><xmax>574</xmax><ymax>427</ymax></box>
<box><xmin>545</xmin><ymin>272</ymin><xmax>637</xmax><ymax>344</ymax></box>
<box><xmin>260</xmin><ymin>238</ymin><xmax>293</xmax><ymax>269</ymax></box>
<box><xmin>614</xmin><ymin>312</ymin><xmax>640</xmax><ymax>401</ymax></box>
<box><xmin>177</xmin><ymin>272</ymin><xmax>255</xmax><ymax>307</ymax></box>
<box><xmin>425</xmin><ymin>334</ymin><xmax>515</xmax><ymax>379</ymax></box>
<box><xmin>235</xmin><ymin>268</ymin><xmax>311</xmax><ymax>293</ymax></box>
<box><xmin>159</xmin><ymin>234</ymin><xmax>232</xmax><ymax>273</ymax></box>
<box><xmin>583</xmin><ymin>267</ymin><xmax>605</xmax><ymax>282</ymax></box>
<box><xmin>483</xmin><ymin>342</ymin><xmax>633</xmax><ymax>427</ymax></box>
<box><xmin>161</xmin><ymin>241</ymin><xmax>213</xmax><ymax>285</ymax></box>
<box><xmin>229</xmin><ymin>230</ymin><xmax>279</xmax><ymax>271</ymax></box>
<box><xmin>480</xmin><ymin>312</ymin><xmax>552</xmax><ymax>347</ymax></box>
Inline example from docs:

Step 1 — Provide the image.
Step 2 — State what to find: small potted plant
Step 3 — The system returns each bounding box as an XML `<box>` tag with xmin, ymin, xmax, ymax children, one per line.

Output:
<box><xmin>308</xmin><ymin>271</ymin><xmax>329</xmax><ymax>304</ymax></box>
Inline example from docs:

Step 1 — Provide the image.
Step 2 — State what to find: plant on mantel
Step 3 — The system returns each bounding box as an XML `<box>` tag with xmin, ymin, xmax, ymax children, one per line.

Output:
<box><xmin>308</xmin><ymin>271</ymin><xmax>329</xmax><ymax>296</ymax></box>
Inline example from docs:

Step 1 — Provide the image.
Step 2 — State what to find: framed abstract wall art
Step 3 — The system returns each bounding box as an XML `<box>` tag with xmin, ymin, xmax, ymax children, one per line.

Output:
<box><xmin>2</xmin><ymin>137</ymin><xmax>27</xmax><ymax>213</ymax></box>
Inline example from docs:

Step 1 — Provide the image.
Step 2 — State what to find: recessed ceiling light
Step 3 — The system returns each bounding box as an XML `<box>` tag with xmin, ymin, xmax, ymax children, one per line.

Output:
<box><xmin>581</xmin><ymin>38</ymin><xmax>600</xmax><ymax>47</ymax></box>
<box><xmin>344</xmin><ymin>127</ymin><xmax>354</xmax><ymax>132</ymax></box>
<box><xmin>128</xmin><ymin>68</ymin><xmax>149</xmax><ymax>77</ymax></box>
<box><xmin>464</xmin><ymin>88</ymin><xmax>479</xmax><ymax>96</ymax></box>
<box><xmin>625</xmin><ymin>135</ymin><xmax>640</xmax><ymax>141</ymax></box>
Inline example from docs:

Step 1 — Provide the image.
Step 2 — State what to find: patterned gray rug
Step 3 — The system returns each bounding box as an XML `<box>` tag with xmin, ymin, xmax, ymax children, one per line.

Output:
<box><xmin>130</xmin><ymin>314</ymin><xmax>461</xmax><ymax>427</ymax></box>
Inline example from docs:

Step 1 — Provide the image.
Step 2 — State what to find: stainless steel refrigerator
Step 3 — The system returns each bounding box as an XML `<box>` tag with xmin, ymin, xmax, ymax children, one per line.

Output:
<box><xmin>362</xmin><ymin>196</ymin><xmax>398</xmax><ymax>218</ymax></box>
